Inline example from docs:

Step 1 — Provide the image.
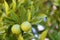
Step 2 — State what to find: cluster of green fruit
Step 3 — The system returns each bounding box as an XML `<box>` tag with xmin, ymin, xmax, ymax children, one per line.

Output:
<box><xmin>11</xmin><ymin>21</ymin><xmax>32</xmax><ymax>40</ymax></box>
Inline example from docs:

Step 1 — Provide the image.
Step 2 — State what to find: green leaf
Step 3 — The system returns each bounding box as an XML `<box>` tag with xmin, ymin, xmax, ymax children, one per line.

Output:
<box><xmin>57</xmin><ymin>32</ymin><xmax>60</xmax><ymax>40</ymax></box>
<box><xmin>0</xmin><ymin>26</ymin><xmax>5</xmax><ymax>34</ymax></box>
<box><xmin>9</xmin><ymin>11</ymin><xmax>19</xmax><ymax>24</ymax></box>
<box><xmin>3</xmin><ymin>17</ymin><xmax>15</xmax><ymax>25</ymax></box>
<box><xmin>54</xmin><ymin>0</ymin><xmax>59</xmax><ymax>6</ymax></box>
<box><xmin>48</xmin><ymin>33</ymin><xmax>55</xmax><ymax>40</ymax></box>
<box><xmin>19</xmin><ymin>5</ymin><xmax>27</xmax><ymax>23</ymax></box>
<box><xmin>4</xmin><ymin>0</ymin><xmax>9</xmax><ymax>16</ymax></box>
<box><xmin>4</xmin><ymin>34</ymin><xmax>18</xmax><ymax>40</ymax></box>
<box><xmin>0</xmin><ymin>0</ymin><xmax>4</xmax><ymax>3</ymax></box>
<box><xmin>23</xmin><ymin>33</ymin><xmax>34</xmax><ymax>40</ymax></box>
<box><xmin>37</xmin><ymin>13</ymin><xmax>47</xmax><ymax>18</ymax></box>
<box><xmin>31</xmin><ymin>16</ymin><xmax>42</xmax><ymax>24</ymax></box>
<box><xmin>31</xmin><ymin>14</ymin><xmax>47</xmax><ymax>24</ymax></box>
<box><xmin>12</xmin><ymin>0</ymin><xmax>16</xmax><ymax>11</ymax></box>
<box><xmin>40</xmin><ymin>29</ymin><xmax>49</xmax><ymax>40</ymax></box>
<box><xmin>27</xmin><ymin>9</ymin><xmax>31</xmax><ymax>22</ymax></box>
<box><xmin>48</xmin><ymin>30</ymin><xmax>58</xmax><ymax>40</ymax></box>
<box><xmin>0</xmin><ymin>11</ymin><xmax>2</xmax><ymax>18</ymax></box>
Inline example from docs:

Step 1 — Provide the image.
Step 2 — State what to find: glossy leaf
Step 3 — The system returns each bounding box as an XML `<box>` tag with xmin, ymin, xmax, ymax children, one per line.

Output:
<box><xmin>12</xmin><ymin>0</ymin><xmax>16</xmax><ymax>11</ymax></box>
<box><xmin>4</xmin><ymin>0</ymin><xmax>9</xmax><ymax>16</ymax></box>
<box><xmin>40</xmin><ymin>29</ymin><xmax>49</xmax><ymax>40</ymax></box>
<box><xmin>27</xmin><ymin>9</ymin><xmax>31</xmax><ymax>22</ymax></box>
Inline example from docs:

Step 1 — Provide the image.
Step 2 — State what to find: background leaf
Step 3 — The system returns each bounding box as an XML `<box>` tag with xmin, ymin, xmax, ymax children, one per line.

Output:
<box><xmin>40</xmin><ymin>29</ymin><xmax>49</xmax><ymax>40</ymax></box>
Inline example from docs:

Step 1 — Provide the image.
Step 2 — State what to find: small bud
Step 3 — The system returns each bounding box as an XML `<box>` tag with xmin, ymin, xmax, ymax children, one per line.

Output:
<box><xmin>43</xmin><ymin>17</ymin><xmax>47</xmax><ymax>22</ymax></box>
<box><xmin>32</xmin><ymin>27</ymin><xmax>37</xmax><ymax>34</ymax></box>
<box><xmin>31</xmin><ymin>38</ymin><xmax>36</xmax><ymax>40</ymax></box>
<box><xmin>53</xmin><ymin>5</ymin><xmax>57</xmax><ymax>10</ymax></box>
<box><xmin>34</xmin><ymin>34</ymin><xmax>39</xmax><ymax>38</ymax></box>
<box><xmin>37</xmin><ymin>25</ymin><xmax>45</xmax><ymax>31</ymax></box>
<box><xmin>45</xmin><ymin>38</ymin><xmax>49</xmax><ymax>40</ymax></box>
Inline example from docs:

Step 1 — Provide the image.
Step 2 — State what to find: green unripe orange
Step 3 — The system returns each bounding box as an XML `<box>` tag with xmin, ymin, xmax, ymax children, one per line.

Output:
<box><xmin>21</xmin><ymin>21</ymin><xmax>32</xmax><ymax>32</ymax></box>
<box><xmin>11</xmin><ymin>24</ymin><xmax>21</xmax><ymax>34</ymax></box>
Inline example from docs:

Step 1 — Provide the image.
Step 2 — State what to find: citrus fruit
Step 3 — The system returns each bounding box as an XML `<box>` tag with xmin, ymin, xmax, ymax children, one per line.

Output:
<box><xmin>21</xmin><ymin>21</ymin><xmax>32</xmax><ymax>32</ymax></box>
<box><xmin>11</xmin><ymin>24</ymin><xmax>21</xmax><ymax>34</ymax></box>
